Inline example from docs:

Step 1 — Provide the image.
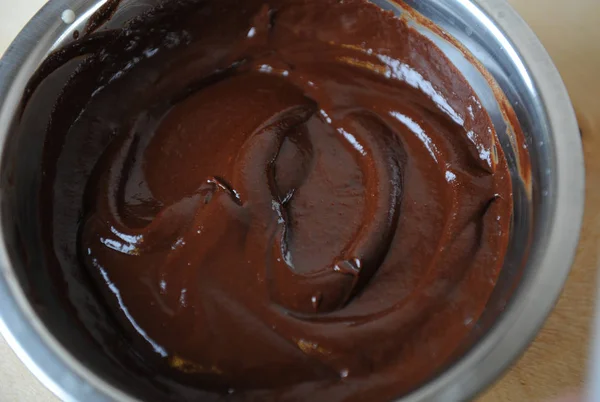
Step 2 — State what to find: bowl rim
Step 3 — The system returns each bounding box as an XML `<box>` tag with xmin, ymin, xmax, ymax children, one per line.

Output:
<box><xmin>0</xmin><ymin>0</ymin><xmax>585</xmax><ymax>401</ymax></box>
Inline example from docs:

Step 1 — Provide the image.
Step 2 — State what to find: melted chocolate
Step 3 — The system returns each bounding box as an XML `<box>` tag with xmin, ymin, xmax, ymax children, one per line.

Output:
<box><xmin>37</xmin><ymin>0</ymin><xmax>513</xmax><ymax>400</ymax></box>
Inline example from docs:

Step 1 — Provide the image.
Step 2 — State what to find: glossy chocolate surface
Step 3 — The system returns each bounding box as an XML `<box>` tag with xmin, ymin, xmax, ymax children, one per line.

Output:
<box><xmin>36</xmin><ymin>0</ymin><xmax>513</xmax><ymax>400</ymax></box>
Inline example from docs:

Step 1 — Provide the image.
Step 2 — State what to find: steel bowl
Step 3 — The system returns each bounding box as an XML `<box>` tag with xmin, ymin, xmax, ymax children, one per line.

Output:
<box><xmin>0</xmin><ymin>0</ymin><xmax>585</xmax><ymax>401</ymax></box>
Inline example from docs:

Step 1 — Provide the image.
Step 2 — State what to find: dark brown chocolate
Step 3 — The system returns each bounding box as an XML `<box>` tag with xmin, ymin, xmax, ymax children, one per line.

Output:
<box><xmin>37</xmin><ymin>0</ymin><xmax>513</xmax><ymax>400</ymax></box>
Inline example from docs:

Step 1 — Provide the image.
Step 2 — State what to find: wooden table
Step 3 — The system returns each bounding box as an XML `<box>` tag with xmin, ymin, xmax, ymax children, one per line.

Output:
<box><xmin>480</xmin><ymin>1</ymin><xmax>600</xmax><ymax>401</ymax></box>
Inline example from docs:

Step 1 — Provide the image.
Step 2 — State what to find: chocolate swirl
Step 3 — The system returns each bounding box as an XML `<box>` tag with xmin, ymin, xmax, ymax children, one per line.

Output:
<box><xmin>39</xmin><ymin>0</ymin><xmax>514</xmax><ymax>400</ymax></box>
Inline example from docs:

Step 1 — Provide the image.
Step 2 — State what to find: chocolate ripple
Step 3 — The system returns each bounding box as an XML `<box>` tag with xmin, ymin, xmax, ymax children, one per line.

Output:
<box><xmin>36</xmin><ymin>0</ymin><xmax>515</xmax><ymax>400</ymax></box>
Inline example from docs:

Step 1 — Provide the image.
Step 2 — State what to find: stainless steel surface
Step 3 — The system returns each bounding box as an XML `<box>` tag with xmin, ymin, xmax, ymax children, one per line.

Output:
<box><xmin>0</xmin><ymin>0</ymin><xmax>584</xmax><ymax>401</ymax></box>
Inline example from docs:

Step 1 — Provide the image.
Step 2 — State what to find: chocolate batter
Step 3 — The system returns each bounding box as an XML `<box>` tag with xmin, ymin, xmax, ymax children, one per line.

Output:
<box><xmin>36</xmin><ymin>0</ymin><xmax>513</xmax><ymax>400</ymax></box>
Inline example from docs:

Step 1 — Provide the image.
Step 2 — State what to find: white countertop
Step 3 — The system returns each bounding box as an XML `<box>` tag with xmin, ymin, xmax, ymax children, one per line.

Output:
<box><xmin>1</xmin><ymin>0</ymin><xmax>599</xmax><ymax>401</ymax></box>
